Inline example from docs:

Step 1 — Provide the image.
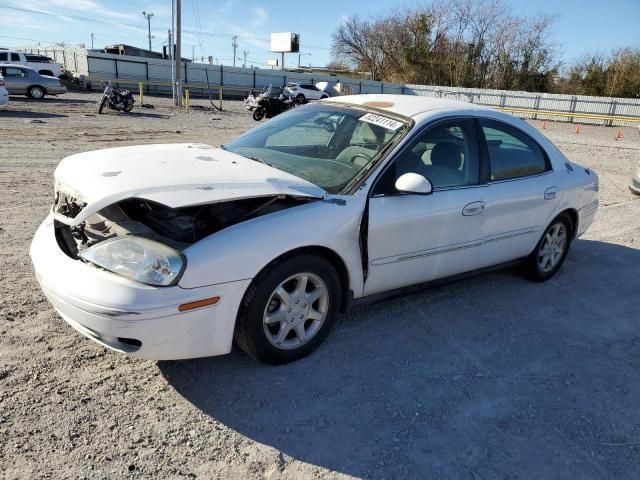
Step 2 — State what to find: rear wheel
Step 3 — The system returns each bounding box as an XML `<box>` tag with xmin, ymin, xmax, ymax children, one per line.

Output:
<box><xmin>27</xmin><ymin>86</ymin><xmax>45</xmax><ymax>100</ymax></box>
<box><xmin>525</xmin><ymin>214</ymin><xmax>573</xmax><ymax>282</ymax></box>
<box><xmin>252</xmin><ymin>107</ymin><xmax>266</xmax><ymax>121</ymax></box>
<box><xmin>296</xmin><ymin>93</ymin><xmax>307</xmax><ymax>104</ymax></box>
<box><xmin>234</xmin><ymin>254</ymin><xmax>342</xmax><ymax>364</ymax></box>
<box><xmin>123</xmin><ymin>98</ymin><xmax>134</xmax><ymax>112</ymax></box>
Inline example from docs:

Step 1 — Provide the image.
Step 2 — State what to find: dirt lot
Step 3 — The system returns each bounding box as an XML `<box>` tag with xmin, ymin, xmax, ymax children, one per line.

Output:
<box><xmin>1</xmin><ymin>92</ymin><xmax>639</xmax><ymax>480</ymax></box>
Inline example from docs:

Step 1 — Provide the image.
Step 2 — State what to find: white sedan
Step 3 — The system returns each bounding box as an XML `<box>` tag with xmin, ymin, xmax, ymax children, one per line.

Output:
<box><xmin>30</xmin><ymin>95</ymin><xmax>599</xmax><ymax>364</ymax></box>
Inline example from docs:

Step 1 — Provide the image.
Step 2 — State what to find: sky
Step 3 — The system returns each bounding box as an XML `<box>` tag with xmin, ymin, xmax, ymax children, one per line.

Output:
<box><xmin>0</xmin><ymin>0</ymin><xmax>638</xmax><ymax>69</ymax></box>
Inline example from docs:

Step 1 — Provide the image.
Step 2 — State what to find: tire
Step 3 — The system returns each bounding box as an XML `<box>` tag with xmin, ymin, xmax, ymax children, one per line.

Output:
<box><xmin>320</xmin><ymin>94</ymin><xmax>329</xmax><ymax>100</ymax></box>
<box><xmin>296</xmin><ymin>93</ymin><xmax>307</xmax><ymax>104</ymax></box>
<box><xmin>234</xmin><ymin>254</ymin><xmax>342</xmax><ymax>364</ymax></box>
<box><xmin>123</xmin><ymin>98</ymin><xmax>134</xmax><ymax>112</ymax></box>
<box><xmin>525</xmin><ymin>213</ymin><xmax>573</xmax><ymax>282</ymax></box>
<box><xmin>252</xmin><ymin>107</ymin><xmax>266</xmax><ymax>121</ymax></box>
<box><xmin>97</xmin><ymin>97</ymin><xmax>108</xmax><ymax>114</ymax></box>
<box><xmin>27</xmin><ymin>86</ymin><xmax>45</xmax><ymax>100</ymax></box>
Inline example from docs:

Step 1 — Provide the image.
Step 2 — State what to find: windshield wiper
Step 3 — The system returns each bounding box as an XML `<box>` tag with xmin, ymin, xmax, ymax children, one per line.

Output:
<box><xmin>246</xmin><ymin>155</ymin><xmax>272</xmax><ymax>167</ymax></box>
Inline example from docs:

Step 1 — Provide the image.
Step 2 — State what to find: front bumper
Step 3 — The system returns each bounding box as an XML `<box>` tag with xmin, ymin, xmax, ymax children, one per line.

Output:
<box><xmin>30</xmin><ymin>214</ymin><xmax>251</xmax><ymax>360</ymax></box>
<box><xmin>47</xmin><ymin>86</ymin><xmax>67</xmax><ymax>95</ymax></box>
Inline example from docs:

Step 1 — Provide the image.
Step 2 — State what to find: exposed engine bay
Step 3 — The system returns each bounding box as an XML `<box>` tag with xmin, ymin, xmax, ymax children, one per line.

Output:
<box><xmin>54</xmin><ymin>195</ymin><xmax>314</xmax><ymax>258</ymax></box>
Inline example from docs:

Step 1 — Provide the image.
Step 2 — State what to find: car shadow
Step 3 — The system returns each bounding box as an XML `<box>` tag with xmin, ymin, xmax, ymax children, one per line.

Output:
<box><xmin>158</xmin><ymin>239</ymin><xmax>640</xmax><ymax>479</ymax></box>
<box><xmin>0</xmin><ymin>110</ymin><xmax>67</xmax><ymax>119</ymax></box>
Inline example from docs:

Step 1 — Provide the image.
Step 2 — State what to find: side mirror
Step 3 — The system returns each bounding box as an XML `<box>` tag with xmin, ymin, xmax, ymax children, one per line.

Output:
<box><xmin>395</xmin><ymin>173</ymin><xmax>433</xmax><ymax>195</ymax></box>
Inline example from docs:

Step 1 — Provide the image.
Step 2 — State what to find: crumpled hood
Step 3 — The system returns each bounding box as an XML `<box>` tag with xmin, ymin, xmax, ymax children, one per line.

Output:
<box><xmin>52</xmin><ymin>143</ymin><xmax>326</xmax><ymax>226</ymax></box>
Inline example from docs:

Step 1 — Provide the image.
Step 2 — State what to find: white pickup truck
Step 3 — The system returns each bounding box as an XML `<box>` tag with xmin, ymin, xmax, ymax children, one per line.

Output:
<box><xmin>0</xmin><ymin>49</ymin><xmax>65</xmax><ymax>77</ymax></box>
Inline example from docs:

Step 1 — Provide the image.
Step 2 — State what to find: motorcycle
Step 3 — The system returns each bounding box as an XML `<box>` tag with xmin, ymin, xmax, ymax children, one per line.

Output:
<box><xmin>244</xmin><ymin>84</ymin><xmax>271</xmax><ymax>112</ymax></box>
<box><xmin>97</xmin><ymin>82</ymin><xmax>135</xmax><ymax>114</ymax></box>
<box><xmin>252</xmin><ymin>90</ymin><xmax>300</xmax><ymax>121</ymax></box>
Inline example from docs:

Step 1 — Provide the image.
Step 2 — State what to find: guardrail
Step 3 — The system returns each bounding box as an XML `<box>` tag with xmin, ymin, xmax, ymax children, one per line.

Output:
<box><xmin>85</xmin><ymin>76</ymin><xmax>260</xmax><ymax>111</ymax></box>
<box><xmin>85</xmin><ymin>76</ymin><xmax>640</xmax><ymax>125</ymax></box>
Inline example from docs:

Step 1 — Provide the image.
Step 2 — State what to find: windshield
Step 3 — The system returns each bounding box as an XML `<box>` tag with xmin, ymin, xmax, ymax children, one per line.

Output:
<box><xmin>223</xmin><ymin>104</ymin><xmax>409</xmax><ymax>193</ymax></box>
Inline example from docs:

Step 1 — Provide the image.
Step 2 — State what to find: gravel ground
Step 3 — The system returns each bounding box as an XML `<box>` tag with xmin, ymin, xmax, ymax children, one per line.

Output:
<box><xmin>1</xmin><ymin>92</ymin><xmax>640</xmax><ymax>480</ymax></box>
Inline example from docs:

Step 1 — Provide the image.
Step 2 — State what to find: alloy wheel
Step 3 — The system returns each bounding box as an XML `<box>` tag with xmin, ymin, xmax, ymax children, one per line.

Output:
<box><xmin>537</xmin><ymin>223</ymin><xmax>567</xmax><ymax>273</ymax></box>
<box><xmin>263</xmin><ymin>273</ymin><xmax>329</xmax><ymax>350</ymax></box>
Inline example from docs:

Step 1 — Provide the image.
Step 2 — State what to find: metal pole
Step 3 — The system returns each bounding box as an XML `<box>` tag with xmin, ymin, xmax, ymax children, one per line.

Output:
<box><xmin>243</xmin><ymin>50</ymin><xmax>249</xmax><ymax>68</ymax></box>
<box><xmin>298</xmin><ymin>53</ymin><xmax>301</xmax><ymax>68</ymax></box>
<box><xmin>142</xmin><ymin>11</ymin><xmax>154</xmax><ymax>51</ymax></box>
<box><xmin>281</xmin><ymin>52</ymin><xmax>285</xmax><ymax>71</ymax></box>
<box><xmin>90</xmin><ymin>33</ymin><xmax>94</xmax><ymax>50</ymax></box>
<box><xmin>192</xmin><ymin>45</ymin><xmax>195</xmax><ymax>62</ymax></box>
<box><xmin>232</xmin><ymin>35</ymin><xmax>238</xmax><ymax>68</ymax></box>
<box><xmin>174</xmin><ymin>0</ymin><xmax>182</xmax><ymax>107</ymax></box>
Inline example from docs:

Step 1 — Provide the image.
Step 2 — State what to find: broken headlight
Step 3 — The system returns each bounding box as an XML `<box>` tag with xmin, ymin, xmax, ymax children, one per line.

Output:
<box><xmin>79</xmin><ymin>236</ymin><xmax>185</xmax><ymax>286</ymax></box>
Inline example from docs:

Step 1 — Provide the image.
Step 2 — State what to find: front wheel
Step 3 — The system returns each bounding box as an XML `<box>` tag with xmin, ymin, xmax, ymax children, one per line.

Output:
<box><xmin>97</xmin><ymin>97</ymin><xmax>108</xmax><ymax>114</ymax></box>
<box><xmin>234</xmin><ymin>254</ymin><xmax>342</xmax><ymax>364</ymax></box>
<box><xmin>525</xmin><ymin>214</ymin><xmax>573</xmax><ymax>282</ymax></box>
<box><xmin>252</xmin><ymin>107</ymin><xmax>266</xmax><ymax>121</ymax></box>
<box><xmin>296</xmin><ymin>93</ymin><xmax>307</xmax><ymax>104</ymax></box>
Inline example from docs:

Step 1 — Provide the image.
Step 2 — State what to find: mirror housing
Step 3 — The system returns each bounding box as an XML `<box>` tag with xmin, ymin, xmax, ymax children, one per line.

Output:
<box><xmin>395</xmin><ymin>173</ymin><xmax>433</xmax><ymax>195</ymax></box>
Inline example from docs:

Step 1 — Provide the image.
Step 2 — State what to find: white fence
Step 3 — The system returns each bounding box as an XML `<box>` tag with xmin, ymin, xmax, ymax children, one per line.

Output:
<box><xmin>79</xmin><ymin>51</ymin><xmax>640</xmax><ymax>126</ymax></box>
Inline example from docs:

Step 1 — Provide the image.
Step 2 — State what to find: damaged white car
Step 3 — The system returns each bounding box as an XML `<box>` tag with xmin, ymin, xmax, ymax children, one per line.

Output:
<box><xmin>30</xmin><ymin>95</ymin><xmax>599</xmax><ymax>364</ymax></box>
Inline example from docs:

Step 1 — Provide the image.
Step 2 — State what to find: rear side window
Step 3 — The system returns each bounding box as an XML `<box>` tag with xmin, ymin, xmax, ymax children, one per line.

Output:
<box><xmin>480</xmin><ymin>119</ymin><xmax>550</xmax><ymax>181</ymax></box>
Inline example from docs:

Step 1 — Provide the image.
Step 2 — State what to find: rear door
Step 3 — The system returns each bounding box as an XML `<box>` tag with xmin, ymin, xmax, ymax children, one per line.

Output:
<box><xmin>477</xmin><ymin>118</ymin><xmax>559</xmax><ymax>267</ymax></box>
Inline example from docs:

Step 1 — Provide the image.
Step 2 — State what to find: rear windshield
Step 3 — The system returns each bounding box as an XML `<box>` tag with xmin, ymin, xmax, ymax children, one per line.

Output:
<box><xmin>223</xmin><ymin>104</ymin><xmax>409</xmax><ymax>193</ymax></box>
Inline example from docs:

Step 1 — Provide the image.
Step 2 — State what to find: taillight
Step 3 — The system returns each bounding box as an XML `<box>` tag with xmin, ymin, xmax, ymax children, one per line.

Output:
<box><xmin>0</xmin><ymin>80</ymin><xmax>5</xmax><ymax>86</ymax></box>
<box><xmin>60</xmin><ymin>66</ymin><xmax>64</xmax><ymax>72</ymax></box>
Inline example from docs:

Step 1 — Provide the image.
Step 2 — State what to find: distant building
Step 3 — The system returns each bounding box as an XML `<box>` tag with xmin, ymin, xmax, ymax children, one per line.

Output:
<box><xmin>98</xmin><ymin>44</ymin><xmax>191</xmax><ymax>63</ymax></box>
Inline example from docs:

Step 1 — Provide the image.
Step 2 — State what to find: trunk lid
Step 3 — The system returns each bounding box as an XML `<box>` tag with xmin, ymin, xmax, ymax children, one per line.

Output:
<box><xmin>53</xmin><ymin>143</ymin><xmax>326</xmax><ymax>226</ymax></box>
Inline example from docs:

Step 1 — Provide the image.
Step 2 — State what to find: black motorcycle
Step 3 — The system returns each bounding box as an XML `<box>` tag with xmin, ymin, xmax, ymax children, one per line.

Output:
<box><xmin>97</xmin><ymin>82</ymin><xmax>135</xmax><ymax>114</ymax></box>
<box><xmin>252</xmin><ymin>93</ymin><xmax>299</xmax><ymax>121</ymax></box>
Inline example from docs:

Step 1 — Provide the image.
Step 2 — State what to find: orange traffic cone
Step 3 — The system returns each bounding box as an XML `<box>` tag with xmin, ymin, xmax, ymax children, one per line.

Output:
<box><xmin>541</xmin><ymin>121</ymin><xmax>546</xmax><ymax>129</ymax></box>
<box><xmin>615</xmin><ymin>130</ymin><xmax>621</xmax><ymax>140</ymax></box>
<box><xmin>575</xmin><ymin>125</ymin><xmax>580</xmax><ymax>134</ymax></box>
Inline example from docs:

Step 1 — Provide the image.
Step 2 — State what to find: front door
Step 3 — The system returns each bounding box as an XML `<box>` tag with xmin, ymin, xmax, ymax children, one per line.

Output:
<box><xmin>364</xmin><ymin>118</ymin><xmax>487</xmax><ymax>295</ymax></box>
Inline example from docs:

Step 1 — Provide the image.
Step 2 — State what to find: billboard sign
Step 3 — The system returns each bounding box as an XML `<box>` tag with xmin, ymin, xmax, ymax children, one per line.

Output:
<box><xmin>270</xmin><ymin>32</ymin><xmax>300</xmax><ymax>53</ymax></box>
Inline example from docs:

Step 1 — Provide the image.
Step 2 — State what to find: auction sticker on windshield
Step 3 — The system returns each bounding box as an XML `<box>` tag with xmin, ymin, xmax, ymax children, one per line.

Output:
<box><xmin>359</xmin><ymin>113</ymin><xmax>404</xmax><ymax>131</ymax></box>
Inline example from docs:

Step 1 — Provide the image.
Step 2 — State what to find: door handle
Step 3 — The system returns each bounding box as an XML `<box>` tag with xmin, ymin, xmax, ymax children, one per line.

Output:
<box><xmin>462</xmin><ymin>201</ymin><xmax>486</xmax><ymax>216</ymax></box>
<box><xmin>544</xmin><ymin>187</ymin><xmax>558</xmax><ymax>200</ymax></box>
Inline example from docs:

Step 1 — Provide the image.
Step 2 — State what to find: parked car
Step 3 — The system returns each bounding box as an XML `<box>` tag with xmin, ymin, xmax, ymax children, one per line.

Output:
<box><xmin>0</xmin><ymin>74</ymin><xmax>8</xmax><ymax>106</ymax></box>
<box><xmin>0</xmin><ymin>65</ymin><xmax>67</xmax><ymax>99</ymax></box>
<box><xmin>630</xmin><ymin>161</ymin><xmax>640</xmax><ymax>194</ymax></box>
<box><xmin>0</xmin><ymin>49</ymin><xmax>65</xmax><ymax>77</ymax></box>
<box><xmin>285</xmin><ymin>82</ymin><xmax>329</xmax><ymax>103</ymax></box>
<box><xmin>30</xmin><ymin>95</ymin><xmax>599</xmax><ymax>364</ymax></box>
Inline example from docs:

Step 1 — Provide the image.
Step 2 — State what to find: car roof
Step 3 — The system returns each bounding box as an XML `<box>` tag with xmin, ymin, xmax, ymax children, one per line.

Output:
<box><xmin>328</xmin><ymin>94</ymin><xmax>492</xmax><ymax>119</ymax></box>
<box><xmin>0</xmin><ymin>63</ymin><xmax>34</xmax><ymax>71</ymax></box>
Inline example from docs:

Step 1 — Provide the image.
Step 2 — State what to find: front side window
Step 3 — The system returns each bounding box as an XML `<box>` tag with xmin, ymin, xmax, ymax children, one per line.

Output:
<box><xmin>374</xmin><ymin>119</ymin><xmax>480</xmax><ymax>195</ymax></box>
<box><xmin>224</xmin><ymin>104</ymin><xmax>409</xmax><ymax>193</ymax></box>
<box><xmin>480</xmin><ymin>119</ymin><xmax>550</xmax><ymax>181</ymax></box>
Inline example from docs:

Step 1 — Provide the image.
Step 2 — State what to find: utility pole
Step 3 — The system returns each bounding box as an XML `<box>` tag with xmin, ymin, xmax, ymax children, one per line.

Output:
<box><xmin>232</xmin><ymin>35</ymin><xmax>238</xmax><ymax>67</ymax></box>
<box><xmin>242</xmin><ymin>50</ymin><xmax>249</xmax><ymax>68</ymax></box>
<box><xmin>90</xmin><ymin>33</ymin><xmax>94</xmax><ymax>50</ymax></box>
<box><xmin>192</xmin><ymin>45</ymin><xmax>195</xmax><ymax>62</ymax></box>
<box><xmin>142</xmin><ymin>11</ymin><xmax>154</xmax><ymax>51</ymax></box>
<box><xmin>174</xmin><ymin>0</ymin><xmax>182</xmax><ymax>107</ymax></box>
